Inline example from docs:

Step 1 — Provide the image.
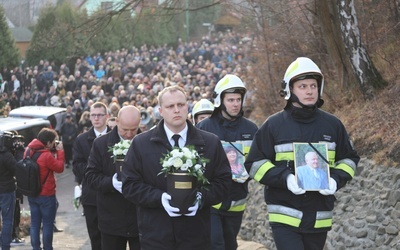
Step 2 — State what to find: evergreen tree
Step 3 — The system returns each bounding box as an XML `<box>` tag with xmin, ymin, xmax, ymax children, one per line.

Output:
<box><xmin>0</xmin><ymin>5</ymin><xmax>20</xmax><ymax>70</ymax></box>
<box><xmin>26</xmin><ymin>2</ymin><xmax>86</xmax><ymax>67</ymax></box>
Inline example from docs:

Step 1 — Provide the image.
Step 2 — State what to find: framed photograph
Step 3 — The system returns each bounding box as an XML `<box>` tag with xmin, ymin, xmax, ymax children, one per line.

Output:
<box><xmin>221</xmin><ymin>141</ymin><xmax>249</xmax><ymax>183</ymax></box>
<box><xmin>293</xmin><ymin>143</ymin><xmax>330</xmax><ymax>191</ymax></box>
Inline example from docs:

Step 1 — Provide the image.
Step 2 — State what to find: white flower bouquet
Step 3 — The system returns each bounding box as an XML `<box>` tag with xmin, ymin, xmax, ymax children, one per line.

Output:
<box><xmin>108</xmin><ymin>140</ymin><xmax>131</xmax><ymax>162</ymax></box>
<box><xmin>159</xmin><ymin>145</ymin><xmax>209</xmax><ymax>185</ymax></box>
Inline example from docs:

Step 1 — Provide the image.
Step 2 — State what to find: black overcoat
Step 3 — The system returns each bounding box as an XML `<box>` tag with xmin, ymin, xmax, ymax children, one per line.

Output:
<box><xmin>72</xmin><ymin>126</ymin><xmax>110</xmax><ymax>206</ymax></box>
<box><xmin>122</xmin><ymin>120</ymin><xmax>231</xmax><ymax>249</ymax></box>
<box><xmin>86</xmin><ymin>126</ymin><xmax>138</xmax><ymax>237</ymax></box>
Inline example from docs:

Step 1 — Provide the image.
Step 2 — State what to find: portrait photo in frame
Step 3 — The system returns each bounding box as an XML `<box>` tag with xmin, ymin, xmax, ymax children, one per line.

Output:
<box><xmin>221</xmin><ymin>141</ymin><xmax>249</xmax><ymax>183</ymax></box>
<box><xmin>293</xmin><ymin>143</ymin><xmax>330</xmax><ymax>191</ymax></box>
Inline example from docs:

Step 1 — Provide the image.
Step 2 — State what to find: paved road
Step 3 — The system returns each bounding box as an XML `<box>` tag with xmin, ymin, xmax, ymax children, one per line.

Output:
<box><xmin>17</xmin><ymin>167</ymin><xmax>91</xmax><ymax>249</ymax></box>
<box><xmin>15</xmin><ymin>167</ymin><xmax>267</xmax><ymax>249</ymax></box>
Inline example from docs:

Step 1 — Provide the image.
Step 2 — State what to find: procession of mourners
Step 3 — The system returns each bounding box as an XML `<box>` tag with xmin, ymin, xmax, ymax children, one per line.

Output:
<box><xmin>0</xmin><ymin>28</ymin><xmax>358</xmax><ymax>250</ymax></box>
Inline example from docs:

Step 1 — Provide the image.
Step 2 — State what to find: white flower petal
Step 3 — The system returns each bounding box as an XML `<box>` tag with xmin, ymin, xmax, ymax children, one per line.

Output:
<box><xmin>172</xmin><ymin>158</ymin><xmax>183</xmax><ymax>168</ymax></box>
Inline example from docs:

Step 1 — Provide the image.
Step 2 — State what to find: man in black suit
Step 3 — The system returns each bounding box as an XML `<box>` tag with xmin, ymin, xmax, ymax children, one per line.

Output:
<box><xmin>86</xmin><ymin>105</ymin><xmax>141</xmax><ymax>249</ymax></box>
<box><xmin>72</xmin><ymin>102</ymin><xmax>110</xmax><ymax>250</ymax></box>
<box><xmin>121</xmin><ymin>86</ymin><xmax>231</xmax><ymax>249</ymax></box>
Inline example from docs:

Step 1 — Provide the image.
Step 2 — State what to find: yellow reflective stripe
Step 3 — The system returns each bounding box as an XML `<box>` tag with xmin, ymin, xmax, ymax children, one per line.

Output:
<box><xmin>315</xmin><ymin>218</ymin><xmax>332</xmax><ymax>228</ymax></box>
<box><xmin>284</xmin><ymin>60</ymin><xmax>300</xmax><ymax>79</ymax></box>
<box><xmin>213</xmin><ymin>203</ymin><xmax>222</xmax><ymax>209</ymax></box>
<box><xmin>243</xmin><ymin>145</ymin><xmax>251</xmax><ymax>156</ymax></box>
<box><xmin>253</xmin><ymin>161</ymin><xmax>274</xmax><ymax>182</ymax></box>
<box><xmin>215</xmin><ymin>77</ymin><xmax>230</xmax><ymax>92</ymax></box>
<box><xmin>334</xmin><ymin>163</ymin><xmax>355</xmax><ymax>177</ymax></box>
<box><xmin>242</xmin><ymin>140</ymin><xmax>252</xmax><ymax>155</ymax></box>
<box><xmin>228</xmin><ymin>203</ymin><xmax>246</xmax><ymax>212</ymax></box>
<box><xmin>269</xmin><ymin>205</ymin><xmax>332</xmax><ymax>229</ymax></box>
<box><xmin>275</xmin><ymin>152</ymin><xmax>294</xmax><ymax>161</ymax></box>
<box><xmin>212</xmin><ymin>203</ymin><xmax>246</xmax><ymax>212</ymax></box>
<box><xmin>269</xmin><ymin>213</ymin><xmax>301</xmax><ymax>227</ymax></box>
<box><xmin>328</xmin><ymin>151</ymin><xmax>335</xmax><ymax>166</ymax></box>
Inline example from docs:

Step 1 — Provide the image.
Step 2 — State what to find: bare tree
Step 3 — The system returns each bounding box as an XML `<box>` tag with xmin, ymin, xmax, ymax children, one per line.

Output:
<box><xmin>317</xmin><ymin>0</ymin><xmax>387</xmax><ymax>99</ymax></box>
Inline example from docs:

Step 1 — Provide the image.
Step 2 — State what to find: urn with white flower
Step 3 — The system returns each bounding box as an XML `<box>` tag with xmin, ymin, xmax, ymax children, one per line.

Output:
<box><xmin>159</xmin><ymin>146</ymin><xmax>209</xmax><ymax>214</ymax></box>
<box><xmin>108</xmin><ymin>140</ymin><xmax>131</xmax><ymax>181</ymax></box>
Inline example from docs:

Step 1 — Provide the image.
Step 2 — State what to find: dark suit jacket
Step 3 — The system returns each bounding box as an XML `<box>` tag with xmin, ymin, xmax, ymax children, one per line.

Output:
<box><xmin>85</xmin><ymin>126</ymin><xmax>138</xmax><ymax>237</ymax></box>
<box><xmin>122</xmin><ymin>120</ymin><xmax>231</xmax><ymax>249</ymax></box>
<box><xmin>72</xmin><ymin>126</ymin><xmax>110</xmax><ymax>206</ymax></box>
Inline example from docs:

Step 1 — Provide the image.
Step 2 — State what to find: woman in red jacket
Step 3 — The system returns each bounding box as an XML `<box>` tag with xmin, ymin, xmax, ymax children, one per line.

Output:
<box><xmin>26</xmin><ymin>128</ymin><xmax>64</xmax><ymax>250</ymax></box>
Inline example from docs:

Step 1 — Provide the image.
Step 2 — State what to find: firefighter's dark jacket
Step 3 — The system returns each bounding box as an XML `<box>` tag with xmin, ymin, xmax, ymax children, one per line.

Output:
<box><xmin>197</xmin><ymin>111</ymin><xmax>258</xmax><ymax>214</ymax></box>
<box><xmin>245</xmin><ymin>105</ymin><xmax>359</xmax><ymax>232</ymax></box>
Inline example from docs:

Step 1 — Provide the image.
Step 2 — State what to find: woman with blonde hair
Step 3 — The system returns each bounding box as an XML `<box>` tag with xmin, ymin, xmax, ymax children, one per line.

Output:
<box><xmin>78</xmin><ymin>111</ymin><xmax>92</xmax><ymax>134</ymax></box>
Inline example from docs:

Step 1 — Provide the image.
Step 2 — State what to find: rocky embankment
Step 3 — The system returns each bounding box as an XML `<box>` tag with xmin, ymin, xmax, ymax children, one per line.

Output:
<box><xmin>239</xmin><ymin>158</ymin><xmax>400</xmax><ymax>249</ymax></box>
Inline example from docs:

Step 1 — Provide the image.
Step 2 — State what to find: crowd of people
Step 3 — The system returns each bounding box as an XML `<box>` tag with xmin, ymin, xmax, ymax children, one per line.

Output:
<box><xmin>0</xmin><ymin>28</ymin><xmax>360</xmax><ymax>250</ymax></box>
<box><xmin>0</xmin><ymin>30</ymin><xmax>256</xmax><ymax>133</ymax></box>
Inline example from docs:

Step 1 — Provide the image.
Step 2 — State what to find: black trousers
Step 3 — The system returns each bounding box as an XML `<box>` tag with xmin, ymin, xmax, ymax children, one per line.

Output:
<box><xmin>83</xmin><ymin>205</ymin><xmax>102</xmax><ymax>250</ymax></box>
<box><xmin>63</xmin><ymin>144</ymin><xmax>73</xmax><ymax>164</ymax></box>
<box><xmin>101</xmin><ymin>232</ymin><xmax>140</xmax><ymax>250</ymax></box>
<box><xmin>271</xmin><ymin>225</ymin><xmax>327</xmax><ymax>250</ymax></box>
<box><xmin>210</xmin><ymin>211</ymin><xmax>243</xmax><ymax>250</ymax></box>
<box><xmin>12</xmin><ymin>199</ymin><xmax>21</xmax><ymax>238</ymax></box>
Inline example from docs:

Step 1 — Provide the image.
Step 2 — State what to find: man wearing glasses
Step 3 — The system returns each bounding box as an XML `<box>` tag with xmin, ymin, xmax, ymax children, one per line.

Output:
<box><xmin>73</xmin><ymin>102</ymin><xmax>110</xmax><ymax>250</ymax></box>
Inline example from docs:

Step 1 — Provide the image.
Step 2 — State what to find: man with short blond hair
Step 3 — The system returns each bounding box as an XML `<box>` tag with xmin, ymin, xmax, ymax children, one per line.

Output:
<box><xmin>122</xmin><ymin>86</ymin><xmax>231</xmax><ymax>249</ymax></box>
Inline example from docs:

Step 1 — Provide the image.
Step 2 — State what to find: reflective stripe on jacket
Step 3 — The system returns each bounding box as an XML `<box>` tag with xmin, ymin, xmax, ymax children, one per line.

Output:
<box><xmin>245</xmin><ymin>106</ymin><xmax>360</xmax><ymax>232</ymax></box>
<box><xmin>268</xmin><ymin>204</ymin><xmax>333</xmax><ymax>229</ymax></box>
<box><xmin>197</xmin><ymin>111</ymin><xmax>258</xmax><ymax>213</ymax></box>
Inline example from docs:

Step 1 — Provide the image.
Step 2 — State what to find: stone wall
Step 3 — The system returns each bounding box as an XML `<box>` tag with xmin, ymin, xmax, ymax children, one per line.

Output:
<box><xmin>239</xmin><ymin>158</ymin><xmax>400</xmax><ymax>249</ymax></box>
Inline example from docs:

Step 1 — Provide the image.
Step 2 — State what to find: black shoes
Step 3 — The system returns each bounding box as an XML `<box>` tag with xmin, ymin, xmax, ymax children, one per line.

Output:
<box><xmin>53</xmin><ymin>225</ymin><xmax>64</xmax><ymax>233</ymax></box>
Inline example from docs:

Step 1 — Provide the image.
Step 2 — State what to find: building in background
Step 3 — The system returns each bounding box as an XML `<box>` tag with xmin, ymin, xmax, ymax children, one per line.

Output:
<box><xmin>9</xmin><ymin>27</ymin><xmax>33</xmax><ymax>59</ymax></box>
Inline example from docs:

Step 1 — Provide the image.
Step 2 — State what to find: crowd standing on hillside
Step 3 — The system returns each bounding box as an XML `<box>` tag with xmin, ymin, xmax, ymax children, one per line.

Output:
<box><xmin>0</xmin><ymin>30</ymin><xmax>256</xmax><ymax>134</ymax></box>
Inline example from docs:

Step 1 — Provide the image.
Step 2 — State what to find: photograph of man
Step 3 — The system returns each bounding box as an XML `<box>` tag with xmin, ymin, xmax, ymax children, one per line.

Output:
<box><xmin>296</xmin><ymin>151</ymin><xmax>329</xmax><ymax>190</ymax></box>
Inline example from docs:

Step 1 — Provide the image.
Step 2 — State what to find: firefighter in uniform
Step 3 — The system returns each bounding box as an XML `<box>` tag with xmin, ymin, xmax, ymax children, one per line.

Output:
<box><xmin>244</xmin><ymin>57</ymin><xmax>359</xmax><ymax>249</ymax></box>
<box><xmin>197</xmin><ymin>74</ymin><xmax>258</xmax><ymax>250</ymax></box>
<box><xmin>191</xmin><ymin>99</ymin><xmax>214</xmax><ymax>125</ymax></box>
